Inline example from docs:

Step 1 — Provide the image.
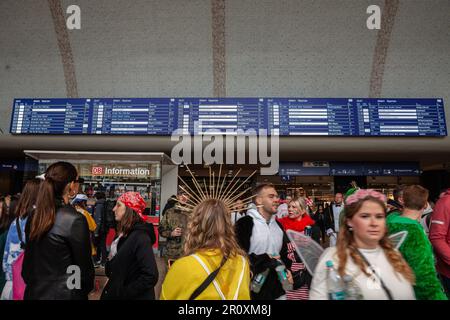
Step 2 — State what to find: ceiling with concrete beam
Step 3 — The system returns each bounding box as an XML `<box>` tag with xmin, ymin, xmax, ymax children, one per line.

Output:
<box><xmin>0</xmin><ymin>0</ymin><xmax>449</xmax><ymax>163</ymax></box>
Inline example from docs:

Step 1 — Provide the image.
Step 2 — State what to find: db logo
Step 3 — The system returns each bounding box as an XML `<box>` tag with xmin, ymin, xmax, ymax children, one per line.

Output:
<box><xmin>92</xmin><ymin>167</ymin><xmax>103</xmax><ymax>175</ymax></box>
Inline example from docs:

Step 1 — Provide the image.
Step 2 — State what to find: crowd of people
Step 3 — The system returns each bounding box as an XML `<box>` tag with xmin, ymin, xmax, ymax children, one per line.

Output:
<box><xmin>0</xmin><ymin>161</ymin><xmax>449</xmax><ymax>300</ymax></box>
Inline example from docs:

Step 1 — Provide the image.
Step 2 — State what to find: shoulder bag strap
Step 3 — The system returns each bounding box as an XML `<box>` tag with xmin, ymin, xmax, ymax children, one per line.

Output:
<box><xmin>355</xmin><ymin>249</ymin><xmax>394</xmax><ymax>300</ymax></box>
<box><xmin>189</xmin><ymin>255</ymin><xmax>227</xmax><ymax>300</ymax></box>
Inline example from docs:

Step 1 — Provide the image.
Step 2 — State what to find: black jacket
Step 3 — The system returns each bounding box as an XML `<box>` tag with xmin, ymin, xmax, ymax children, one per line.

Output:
<box><xmin>22</xmin><ymin>204</ymin><xmax>95</xmax><ymax>300</ymax></box>
<box><xmin>323</xmin><ymin>202</ymin><xmax>343</xmax><ymax>232</ymax></box>
<box><xmin>93</xmin><ymin>198</ymin><xmax>105</xmax><ymax>234</ymax></box>
<box><xmin>311</xmin><ymin>211</ymin><xmax>326</xmax><ymax>236</ymax></box>
<box><xmin>235</xmin><ymin>215</ymin><xmax>292</xmax><ymax>300</ymax></box>
<box><xmin>101</xmin><ymin>222</ymin><xmax>158</xmax><ymax>300</ymax></box>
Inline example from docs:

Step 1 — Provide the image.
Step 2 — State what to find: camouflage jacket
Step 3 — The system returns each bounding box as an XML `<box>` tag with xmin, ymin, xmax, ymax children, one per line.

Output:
<box><xmin>158</xmin><ymin>206</ymin><xmax>190</xmax><ymax>259</ymax></box>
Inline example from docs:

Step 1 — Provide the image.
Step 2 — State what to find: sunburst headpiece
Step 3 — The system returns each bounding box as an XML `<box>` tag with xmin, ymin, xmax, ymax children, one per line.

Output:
<box><xmin>173</xmin><ymin>164</ymin><xmax>257</xmax><ymax>214</ymax></box>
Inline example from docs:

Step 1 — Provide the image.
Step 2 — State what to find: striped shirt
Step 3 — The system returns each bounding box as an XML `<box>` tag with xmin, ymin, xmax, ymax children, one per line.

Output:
<box><xmin>286</xmin><ymin>242</ymin><xmax>309</xmax><ymax>300</ymax></box>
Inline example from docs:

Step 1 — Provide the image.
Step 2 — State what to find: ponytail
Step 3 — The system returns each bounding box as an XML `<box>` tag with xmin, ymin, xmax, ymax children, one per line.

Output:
<box><xmin>28</xmin><ymin>161</ymin><xmax>78</xmax><ymax>241</ymax></box>
<box><xmin>29</xmin><ymin>178</ymin><xmax>56</xmax><ymax>240</ymax></box>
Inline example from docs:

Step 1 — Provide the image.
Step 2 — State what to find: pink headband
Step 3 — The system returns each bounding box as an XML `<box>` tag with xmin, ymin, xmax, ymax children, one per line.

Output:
<box><xmin>345</xmin><ymin>189</ymin><xmax>387</xmax><ymax>206</ymax></box>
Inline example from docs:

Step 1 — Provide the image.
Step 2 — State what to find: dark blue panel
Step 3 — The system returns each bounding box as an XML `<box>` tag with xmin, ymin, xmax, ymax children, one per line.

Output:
<box><xmin>89</xmin><ymin>98</ymin><xmax>174</xmax><ymax>135</ymax></box>
<box><xmin>279</xmin><ymin>162</ymin><xmax>330</xmax><ymax>176</ymax></box>
<box><xmin>330</xmin><ymin>162</ymin><xmax>365</xmax><ymax>176</ymax></box>
<box><xmin>176</xmin><ymin>98</ymin><xmax>266</xmax><ymax>135</ymax></box>
<box><xmin>0</xmin><ymin>161</ymin><xmax>24</xmax><ymax>171</ymax></box>
<box><xmin>10</xmin><ymin>98</ymin><xmax>447</xmax><ymax>136</ymax></box>
<box><xmin>355</xmin><ymin>98</ymin><xmax>446</xmax><ymax>136</ymax></box>
<box><xmin>281</xmin><ymin>175</ymin><xmax>293</xmax><ymax>182</ymax></box>
<box><xmin>380</xmin><ymin>162</ymin><xmax>421</xmax><ymax>176</ymax></box>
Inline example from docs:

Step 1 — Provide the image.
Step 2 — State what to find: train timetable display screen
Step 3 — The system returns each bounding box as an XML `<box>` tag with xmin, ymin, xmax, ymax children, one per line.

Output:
<box><xmin>10</xmin><ymin>98</ymin><xmax>447</xmax><ymax>136</ymax></box>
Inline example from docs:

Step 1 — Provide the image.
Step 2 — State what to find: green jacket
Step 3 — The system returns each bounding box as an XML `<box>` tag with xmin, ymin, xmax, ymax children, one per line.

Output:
<box><xmin>386</xmin><ymin>211</ymin><xmax>447</xmax><ymax>300</ymax></box>
<box><xmin>158</xmin><ymin>206</ymin><xmax>189</xmax><ymax>260</ymax></box>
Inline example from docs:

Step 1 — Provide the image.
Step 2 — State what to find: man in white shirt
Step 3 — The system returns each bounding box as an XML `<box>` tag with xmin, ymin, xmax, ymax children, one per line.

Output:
<box><xmin>235</xmin><ymin>184</ymin><xmax>293</xmax><ymax>300</ymax></box>
<box><xmin>324</xmin><ymin>193</ymin><xmax>344</xmax><ymax>246</ymax></box>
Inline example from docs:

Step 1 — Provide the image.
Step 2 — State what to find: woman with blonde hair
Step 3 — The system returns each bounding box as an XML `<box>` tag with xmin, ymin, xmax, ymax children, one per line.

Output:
<box><xmin>310</xmin><ymin>189</ymin><xmax>416</xmax><ymax>300</ymax></box>
<box><xmin>277</xmin><ymin>197</ymin><xmax>317</xmax><ymax>300</ymax></box>
<box><xmin>161</xmin><ymin>199</ymin><xmax>251</xmax><ymax>300</ymax></box>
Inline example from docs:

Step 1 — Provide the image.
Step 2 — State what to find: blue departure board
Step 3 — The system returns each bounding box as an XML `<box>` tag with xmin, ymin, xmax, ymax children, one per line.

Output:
<box><xmin>10</xmin><ymin>99</ymin><xmax>90</xmax><ymax>134</ymax></box>
<box><xmin>10</xmin><ymin>98</ymin><xmax>447</xmax><ymax>136</ymax></box>
<box><xmin>355</xmin><ymin>99</ymin><xmax>446</xmax><ymax>136</ymax></box>
<box><xmin>267</xmin><ymin>98</ymin><xmax>358</xmax><ymax>136</ymax></box>
<box><xmin>175</xmin><ymin>98</ymin><xmax>266</xmax><ymax>134</ymax></box>
<box><xmin>89</xmin><ymin>98</ymin><xmax>175</xmax><ymax>135</ymax></box>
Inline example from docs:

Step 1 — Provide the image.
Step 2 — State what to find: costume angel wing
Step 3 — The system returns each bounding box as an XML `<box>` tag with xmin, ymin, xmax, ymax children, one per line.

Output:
<box><xmin>286</xmin><ymin>230</ymin><xmax>324</xmax><ymax>276</ymax></box>
<box><xmin>388</xmin><ymin>231</ymin><xmax>408</xmax><ymax>250</ymax></box>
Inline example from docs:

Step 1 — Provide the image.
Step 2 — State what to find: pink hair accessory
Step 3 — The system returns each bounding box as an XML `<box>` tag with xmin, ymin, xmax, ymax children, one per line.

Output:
<box><xmin>345</xmin><ymin>189</ymin><xmax>387</xmax><ymax>206</ymax></box>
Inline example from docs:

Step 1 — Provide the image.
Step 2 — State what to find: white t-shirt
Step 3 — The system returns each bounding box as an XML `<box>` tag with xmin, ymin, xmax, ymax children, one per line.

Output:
<box><xmin>332</xmin><ymin>204</ymin><xmax>342</xmax><ymax>232</ymax></box>
<box><xmin>231</xmin><ymin>211</ymin><xmax>245</xmax><ymax>225</ymax></box>
<box><xmin>309</xmin><ymin>246</ymin><xmax>415</xmax><ymax>300</ymax></box>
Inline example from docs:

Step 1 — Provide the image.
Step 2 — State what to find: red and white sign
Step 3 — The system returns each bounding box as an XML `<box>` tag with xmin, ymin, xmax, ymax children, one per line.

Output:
<box><xmin>92</xmin><ymin>166</ymin><xmax>104</xmax><ymax>175</ymax></box>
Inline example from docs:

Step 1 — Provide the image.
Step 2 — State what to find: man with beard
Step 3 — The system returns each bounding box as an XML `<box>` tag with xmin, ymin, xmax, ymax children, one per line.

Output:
<box><xmin>235</xmin><ymin>184</ymin><xmax>293</xmax><ymax>300</ymax></box>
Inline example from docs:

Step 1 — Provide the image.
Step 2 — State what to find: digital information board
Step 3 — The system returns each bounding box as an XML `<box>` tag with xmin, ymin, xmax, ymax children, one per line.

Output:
<box><xmin>10</xmin><ymin>98</ymin><xmax>446</xmax><ymax>136</ymax></box>
<box><xmin>279</xmin><ymin>162</ymin><xmax>421</xmax><ymax>176</ymax></box>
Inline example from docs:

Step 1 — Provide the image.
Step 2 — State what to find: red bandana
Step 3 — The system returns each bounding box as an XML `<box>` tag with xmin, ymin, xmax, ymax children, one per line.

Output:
<box><xmin>117</xmin><ymin>192</ymin><xmax>149</xmax><ymax>222</ymax></box>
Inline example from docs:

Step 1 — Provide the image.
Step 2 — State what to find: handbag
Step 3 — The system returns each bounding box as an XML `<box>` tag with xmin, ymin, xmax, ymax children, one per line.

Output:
<box><xmin>12</xmin><ymin>217</ymin><xmax>26</xmax><ymax>300</ymax></box>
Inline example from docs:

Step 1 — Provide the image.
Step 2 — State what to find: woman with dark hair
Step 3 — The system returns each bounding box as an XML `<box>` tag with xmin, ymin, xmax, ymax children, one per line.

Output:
<box><xmin>22</xmin><ymin>161</ymin><xmax>94</xmax><ymax>300</ymax></box>
<box><xmin>1</xmin><ymin>179</ymin><xmax>41</xmax><ymax>300</ymax></box>
<box><xmin>310</xmin><ymin>189</ymin><xmax>416</xmax><ymax>300</ymax></box>
<box><xmin>161</xmin><ymin>199</ymin><xmax>250</xmax><ymax>300</ymax></box>
<box><xmin>100</xmin><ymin>192</ymin><xmax>158</xmax><ymax>300</ymax></box>
<box><xmin>311</xmin><ymin>204</ymin><xmax>327</xmax><ymax>245</ymax></box>
<box><xmin>1</xmin><ymin>196</ymin><xmax>17</xmax><ymax>231</ymax></box>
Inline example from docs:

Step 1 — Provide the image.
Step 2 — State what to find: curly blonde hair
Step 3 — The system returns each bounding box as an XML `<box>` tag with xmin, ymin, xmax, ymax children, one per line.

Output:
<box><xmin>184</xmin><ymin>199</ymin><xmax>246</xmax><ymax>258</ymax></box>
<box><xmin>336</xmin><ymin>196</ymin><xmax>415</xmax><ymax>284</ymax></box>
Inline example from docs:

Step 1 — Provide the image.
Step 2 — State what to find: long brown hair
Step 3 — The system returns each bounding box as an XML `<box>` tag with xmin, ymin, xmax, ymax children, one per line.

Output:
<box><xmin>15</xmin><ymin>178</ymin><xmax>42</xmax><ymax>218</ymax></box>
<box><xmin>0</xmin><ymin>197</ymin><xmax>14</xmax><ymax>231</ymax></box>
<box><xmin>117</xmin><ymin>207</ymin><xmax>141</xmax><ymax>236</ymax></box>
<box><xmin>29</xmin><ymin>162</ymin><xmax>78</xmax><ymax>240</ymax></box>
<box><xmin>184</xmin><ymin>199</ymin><xmax>246</xmax><ymax>258</ymax></box>
<box><xmin>336</xmin><ymin>195</ymin><xmax>415</xmax><ymax>284</ymax></box>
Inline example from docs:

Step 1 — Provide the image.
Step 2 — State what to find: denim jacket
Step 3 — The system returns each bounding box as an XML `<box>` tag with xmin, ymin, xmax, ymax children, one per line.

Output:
<box><xmin>2</xmin><ymin>217</ymin><xmax>27</xmax><ymax>281</ymax></box>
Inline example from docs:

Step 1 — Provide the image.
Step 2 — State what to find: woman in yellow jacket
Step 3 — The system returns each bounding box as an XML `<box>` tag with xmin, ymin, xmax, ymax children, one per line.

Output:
<box><xmin>161</xmin><ymin>199</ymin><xmax>251</xmax><ymax>300</ymax></box>
<box><xmin>72</xmin><ymin>194</ymin><xmax>97</xmax><ymax>257</ymax></box>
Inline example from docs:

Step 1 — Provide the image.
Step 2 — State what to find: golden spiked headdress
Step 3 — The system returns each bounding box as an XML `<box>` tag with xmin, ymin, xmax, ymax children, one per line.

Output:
<box><xmin>173</xmin><ymin>164</ymin><xmax>257</xmax><ymax>214</ymax></box>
